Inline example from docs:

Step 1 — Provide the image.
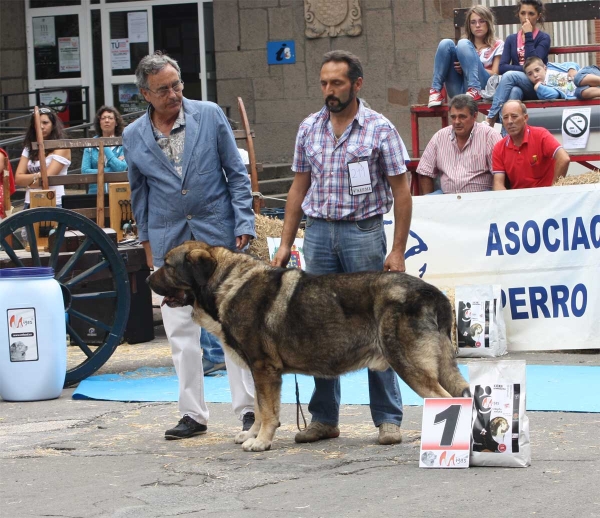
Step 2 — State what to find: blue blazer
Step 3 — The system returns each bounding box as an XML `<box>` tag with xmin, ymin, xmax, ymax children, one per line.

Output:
<box><xmin>123</xmin><ymin>98</ymin><xmax>255</xmax><ymax>267</ymax></box>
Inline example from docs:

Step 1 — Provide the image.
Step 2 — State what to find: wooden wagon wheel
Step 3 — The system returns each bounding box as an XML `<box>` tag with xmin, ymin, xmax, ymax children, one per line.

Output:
<box><xmin>0</xmin><ymin>208</ymin><xmax>130</xmax><ymax>386</ymax></box>
<box><xmin>237</xmin><ymin>97</ymin><xmax>263</xmax><ymax>215</ymax></box>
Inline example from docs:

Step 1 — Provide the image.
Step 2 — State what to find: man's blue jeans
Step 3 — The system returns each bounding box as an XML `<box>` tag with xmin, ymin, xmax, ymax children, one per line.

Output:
<box><xmin>302</xmin><ymin>215</ymin><xmax>403</xmax><ymax>427</ymax></box>
<box><xmin>487</xmin><ymin>70</ymin><xmax>537</xmax><ymax>120</ymax></box>
<box><xmin>432</xmin><ymin>39</ymin><xmax>491</xmax><ymax>98</ymax></box>
<box><xmin>200</xmin><ymin>328</ymin><xmax>225</xmax><ymax>364</ymax></box>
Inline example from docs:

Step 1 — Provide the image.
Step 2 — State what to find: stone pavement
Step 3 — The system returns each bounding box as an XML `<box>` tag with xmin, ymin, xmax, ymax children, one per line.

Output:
<box><xmin>2</xmin><ymin>326</ymin><xmax>600</xmax><ymax>518</ymax></box>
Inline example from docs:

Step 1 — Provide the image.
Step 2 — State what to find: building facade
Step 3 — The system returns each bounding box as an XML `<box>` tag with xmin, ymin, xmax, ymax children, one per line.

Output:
<box><xmin>1</xmin><ymin>0</ymin><xmax>596</xmax><ymax>162</ymax></box>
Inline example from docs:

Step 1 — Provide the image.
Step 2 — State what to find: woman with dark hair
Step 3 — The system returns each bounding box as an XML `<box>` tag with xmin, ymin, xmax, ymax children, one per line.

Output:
<box><xmin>486</xmin><ymin>0</ymin><xmax>550</xmax><ymax>125</ymax></box>
<box><xmin>428</xmin><ymin>5</ymin><xmax>503</xmax><ymax>107</ymax></box>
<box><xmin>82</xmin><ymin>106</ymin><xmax>127</xmax><ymax>194</ymax></box>
<box><xmin>14</xmin><ymin>107</ymin><xmax>71</xmax><ymax>208</ymax></box>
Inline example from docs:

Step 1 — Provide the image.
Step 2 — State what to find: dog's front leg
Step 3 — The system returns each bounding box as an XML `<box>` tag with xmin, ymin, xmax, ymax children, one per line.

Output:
<box><xmin>241</xmin><ymin>372</ymin><xmax>282</xmax><ymax>452</ymax></box>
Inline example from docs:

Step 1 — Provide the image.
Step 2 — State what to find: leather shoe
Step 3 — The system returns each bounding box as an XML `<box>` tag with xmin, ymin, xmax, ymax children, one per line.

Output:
<box><xmin>165</xmin><ymin>415</ymin><xmax>207</xmax><ymax>440</ymax></box>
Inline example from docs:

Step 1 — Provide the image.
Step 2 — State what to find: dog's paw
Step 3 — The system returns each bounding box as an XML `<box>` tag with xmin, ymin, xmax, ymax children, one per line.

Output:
<box><xmin>234</xmin><ymin>430</ymin><xmax>253</xmax><ymax>444</ymax></box>
<box><xmin>242</xmin><ymin>437</ymin><xmax>272</xmax><ymax>452</ymax></box>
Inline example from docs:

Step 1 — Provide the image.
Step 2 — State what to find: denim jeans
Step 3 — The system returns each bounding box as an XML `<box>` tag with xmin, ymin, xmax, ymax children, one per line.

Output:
<box><xmin>302</xmin><ymin>215</ymin><xmax>403</xmax><ymax>427</ymax></box>
<box><xmin>200</xmin><ymin>328</ymin><xmax>225</xmax><ymax>364</ymax></box>
<box><xmin>574</xmin><ymin>65</ymin><xmax>600</xmax><ymax>99</ymax></box>
<box><xmin>432</xmin><ymin>39</ymin><xmax>491</xmax><ymax>98</ymax></box>
<box><xmin>487</xmin><ymin>70</ymin><xmax>537</xmax><ymax>120</ymax></box>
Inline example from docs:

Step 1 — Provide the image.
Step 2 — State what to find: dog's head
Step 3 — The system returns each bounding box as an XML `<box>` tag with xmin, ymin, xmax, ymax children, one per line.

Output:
<box><xmin>10</xmin><ymin>341</ymin><xmax>27</xmax><ymax>359</ymax></box>
<box><xmin>147</xmin><ymin>241</ymin><xmax>218</xmax><ymax>308</ymax></box>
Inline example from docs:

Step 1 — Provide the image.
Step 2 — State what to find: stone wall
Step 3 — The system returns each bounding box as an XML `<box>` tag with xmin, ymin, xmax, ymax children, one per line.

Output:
<box><xmin>0</xmin><ymin>0</ymin><xmax>28</xmax><ymax>125</ymax></box>
<box><xmin>214</xmin><ymin>0</ymin><xmax>471</xmax><ymax>163</ymax></box>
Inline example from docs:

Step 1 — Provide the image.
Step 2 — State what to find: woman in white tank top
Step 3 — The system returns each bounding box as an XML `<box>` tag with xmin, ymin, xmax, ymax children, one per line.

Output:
<box><xmin>14</xmin><ymin>107</ymin><xmax>71</xmax><ymax>208</ymax></box>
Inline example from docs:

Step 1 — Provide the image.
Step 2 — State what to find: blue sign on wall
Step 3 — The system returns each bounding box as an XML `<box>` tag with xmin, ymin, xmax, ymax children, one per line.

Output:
<box><xmin>267</xmin><ymin>40</ymin><xmax>296</xmax><ymax>65</ymax></box>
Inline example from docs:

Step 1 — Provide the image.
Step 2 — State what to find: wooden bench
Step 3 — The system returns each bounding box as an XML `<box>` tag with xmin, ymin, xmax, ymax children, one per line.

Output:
<box><xmin>31</xmin><ymin>97</ymin><xmax>263</xmax><ymax>237</ymax></box>
<box><xmin>410</xmin><ymin>0</ymin><xmax>600</xmax><ymax>183</ymax></box>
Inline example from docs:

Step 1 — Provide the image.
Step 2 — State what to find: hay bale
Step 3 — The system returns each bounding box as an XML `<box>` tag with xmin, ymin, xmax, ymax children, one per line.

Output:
<box><xmin>553</xmin><ymin>170</ymin><xmax>600</xmax><ymax>186</ymax></box>
<box><xmin>249</xmin><ymin>213</ymin><xmax>304</xmax><ymax>263</ymax></box>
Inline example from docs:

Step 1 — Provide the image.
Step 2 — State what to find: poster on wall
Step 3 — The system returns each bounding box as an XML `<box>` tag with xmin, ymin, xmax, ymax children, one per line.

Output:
<box><xmin>127</xmin><ymin>11</ymin><xmax>148</xmax><ymax>43</ymax></box>
<box><xmin>117</xmin><ymin>84</ymin><xmax>148</xmax><ymax>114</ymax></box>
<box><xmin>39</xmin><ymin>90</ymin><xmax>68</xmax><ymax>113</ymax></box>
<box><xmin>33</xmin><ymin>17</ymin><xmax>56</xmax><ymax>47</ymax></box>
<box><xmin>111</xmin><ymin>39</ymin><xmax>131</xmax><ymax>70</ymax></box>
<box><xmin>58</xmin><ymin>37</ymin><xmax>80</xmax><ymax>73</ymax></box>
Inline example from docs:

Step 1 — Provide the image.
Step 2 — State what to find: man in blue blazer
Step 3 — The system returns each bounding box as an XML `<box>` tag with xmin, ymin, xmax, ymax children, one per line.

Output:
<box><xmin>123</xmin><ymin>52</ymin><xmax>256</xmax><ymax>440</ymax></box>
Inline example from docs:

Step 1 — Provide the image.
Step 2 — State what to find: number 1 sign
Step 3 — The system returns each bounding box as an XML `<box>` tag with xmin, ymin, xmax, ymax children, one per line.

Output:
<box><xmin>419</xmin><ymin>398</ymin><xmax>473</xmax><ymax>468</ymax></box>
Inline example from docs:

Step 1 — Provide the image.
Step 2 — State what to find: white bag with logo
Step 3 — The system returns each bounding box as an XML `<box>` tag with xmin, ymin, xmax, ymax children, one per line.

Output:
<box><xmin>455</xmin><ymin>284</ymin><xmax>507</xmax><ymax>358</ymax></box>
<box><xmin>469</xmin><ymin>360</ymin><xmax>531</xmax><ymax>467</ymax></box>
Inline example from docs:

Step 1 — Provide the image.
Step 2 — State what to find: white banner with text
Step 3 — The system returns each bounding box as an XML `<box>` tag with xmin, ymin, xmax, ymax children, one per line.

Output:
<box><xmin>385</xmin><ymin>184</ymin><xmax>600</xmax><ymax>351</ymax></box>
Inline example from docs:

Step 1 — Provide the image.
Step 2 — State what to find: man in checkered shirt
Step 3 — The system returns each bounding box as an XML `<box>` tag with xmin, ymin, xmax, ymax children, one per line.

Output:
<box><xmin>272</xmin><ymin>50</ymin><xmax>412</xmax><ymax>447</ymax></box>
<box><xmin>417</xmin><ymin>94</ymin><xmax>502</xmax><ymax>194</ymax></box>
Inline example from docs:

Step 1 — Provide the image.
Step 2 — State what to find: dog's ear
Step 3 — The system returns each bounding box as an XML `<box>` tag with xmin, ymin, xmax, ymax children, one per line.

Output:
<box><xmin>186</xmin><ymin>248</ymin><xmax>217</xmax><ymax>286</ymax></box>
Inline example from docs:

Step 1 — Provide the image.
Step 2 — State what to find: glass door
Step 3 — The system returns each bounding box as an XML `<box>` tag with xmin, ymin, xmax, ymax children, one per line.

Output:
<box><xmin>26</xmin><ymin>3</ymin><xmax>91</xmax><ymax>124</ymax></box>
<box><xmin>101</xmin><ymin>6</ymin><xmax>152</xmax><ymax>115</ymax></box>
<box><xmin>152</xmin><ymin>3</ymin><xmax>202</xmax><ymax>101</ymax></box>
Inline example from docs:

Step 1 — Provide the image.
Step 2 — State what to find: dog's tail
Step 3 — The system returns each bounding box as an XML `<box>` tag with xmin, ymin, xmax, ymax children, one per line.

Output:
<box><xmin>438</xmin><ymin>335</ymin><xmax>471</xmax><ymax>397</ymax></box>
<box><xmin>437</xmin><ymin>294</ymin><xmax>471</xmax><ymax>398</ymax></box>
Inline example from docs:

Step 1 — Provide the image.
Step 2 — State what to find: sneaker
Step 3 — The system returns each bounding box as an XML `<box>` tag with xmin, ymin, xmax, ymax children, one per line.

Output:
<box><xmin>242</xmin><ymin>412</ymin><xmax>255</xmax><ymax>431</ymax></box>
<box><xmin>165</xmin><ymin>415</ymin><xmax>207</xmax><ymax>440</ymax></box>
<box><xmin>203</xmin><ymin>357</ymin><xmax>226</xmax><ymax>376</ymax></box>
<box><xmin>294</xmin><ymin>421</ymin><xmax>340</xmax><ymax>443</ymax></box>
<box><xmin>378</xmin><ymin>423</ymin><xmax>402</xmax><ymax>445</ymax></box>
<box><xmin>428</xmin><ymin>88</ymin><xmax>444</xmax><ymax>108</ymax></box>
<box><xmin>466</xmin><ymin>87</ymin><xmax>483</xmax><ymax>102</ymax></box>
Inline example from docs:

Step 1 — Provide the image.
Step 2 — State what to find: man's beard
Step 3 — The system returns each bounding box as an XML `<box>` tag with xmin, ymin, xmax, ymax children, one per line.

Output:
<box><xmin>325</xmin><ymin>90</ymin><xmax>356</xmax><ymax>113</ymax></box>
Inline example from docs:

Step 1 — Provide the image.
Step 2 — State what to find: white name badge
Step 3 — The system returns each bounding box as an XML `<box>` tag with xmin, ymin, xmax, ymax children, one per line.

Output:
<box><xmin>419</xmin><ymin>397</ymin><xmax>473</xmax><ymax>468</ymax></box>
<box><xmin>347</xmin><ymin>160</ymin><xmax>372</xmax><ymax>196</ymax></box>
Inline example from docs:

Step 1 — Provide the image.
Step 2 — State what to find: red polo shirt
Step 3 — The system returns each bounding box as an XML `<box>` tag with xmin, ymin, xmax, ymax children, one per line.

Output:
<box><xmin>492</xmin><ymin>125</ymin><xmax>562</xmax><ymax>189</ymax></box>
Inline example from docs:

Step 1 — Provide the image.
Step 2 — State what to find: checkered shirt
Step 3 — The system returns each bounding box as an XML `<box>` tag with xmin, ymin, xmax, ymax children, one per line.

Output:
<box><xmin>292</xmin><ymin>100</ymin><xmax>408</xmax><ymax>221</ymax></box>
<box><xmin>150</xmin><ymin>105</ymin><xmax>186</xmax><ymax>177</ymax></box>
<box><xmin>416</xmin><ymin>122</ymin><xmax>502</xmax><ymax>193</ymax></box>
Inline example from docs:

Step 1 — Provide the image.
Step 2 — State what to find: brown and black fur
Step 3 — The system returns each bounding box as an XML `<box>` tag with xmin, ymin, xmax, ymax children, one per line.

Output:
<box><xmin>148</xmin><ymin>241</ymin><xmax>470</xmax><ymax>452</ymax></box>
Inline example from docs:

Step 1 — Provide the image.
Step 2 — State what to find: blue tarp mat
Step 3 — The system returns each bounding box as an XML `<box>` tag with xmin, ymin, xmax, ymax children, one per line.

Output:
<box><xmin>72</xmin><ymin>364</ymin><xmax>600</xmax><ymax>413</ymax></box>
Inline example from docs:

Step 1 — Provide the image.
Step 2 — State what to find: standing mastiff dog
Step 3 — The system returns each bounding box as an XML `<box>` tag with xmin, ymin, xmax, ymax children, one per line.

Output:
<box><xmin>149</xmin><ymin>241</ymin><xmax>470</xmax><ymax>452</ymax></box>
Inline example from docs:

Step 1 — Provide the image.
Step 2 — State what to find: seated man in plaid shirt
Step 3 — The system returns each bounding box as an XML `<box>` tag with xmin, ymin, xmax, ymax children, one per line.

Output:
<box><xmin>272</xmin><ymin>50</ymin><xmax>411</xmax><ymax>446</ymax></box>
<box><xmin>417</xmin><ymin>94</ymin><xmax>502</xmax><ymax>194</ymax></box>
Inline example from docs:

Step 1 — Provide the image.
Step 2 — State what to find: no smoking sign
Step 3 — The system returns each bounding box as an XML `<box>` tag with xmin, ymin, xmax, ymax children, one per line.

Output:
<box><xmin>561</xmin><ymin>107</ymin><xmax>592</xmax><ymax>150</ymax></box>
<box><xmin>563</xmin><ymin>112</ymin><xmax>588</xmax><ymax>138</ymax></box>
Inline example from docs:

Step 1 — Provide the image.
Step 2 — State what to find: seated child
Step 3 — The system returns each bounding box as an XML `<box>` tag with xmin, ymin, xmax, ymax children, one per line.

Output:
<box><xmin>523</xmin><ymin>56</ymin><xmax>579</xmax><ymax>99</ymax></box>
<box><xmin>525</xmin><ymin>57</ymin><xmax>600</xmax><ymax>100</ymax></box>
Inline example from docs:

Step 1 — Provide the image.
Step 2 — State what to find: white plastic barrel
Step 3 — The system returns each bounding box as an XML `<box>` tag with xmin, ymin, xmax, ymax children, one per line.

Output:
<box><xmin>0</xmin><ymin>267</ymin><xmax>66</xmax><ymax>401</ymax></box>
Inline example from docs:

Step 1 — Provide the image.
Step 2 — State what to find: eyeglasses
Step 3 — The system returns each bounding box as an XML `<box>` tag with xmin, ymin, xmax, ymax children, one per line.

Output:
<box><xmin>100</xmin><ymin>115</ymin><xmax>116</xmax><ymax>121</ymax></box>
<box><xmin>470</xmin><ymin>19</ymin><xmax>488</xmax><ymax>26</ymax></box>
<box><xmin>146</xmin><ymin>80</ymin><xmax>184</xmax><ymax>98</ymax></box>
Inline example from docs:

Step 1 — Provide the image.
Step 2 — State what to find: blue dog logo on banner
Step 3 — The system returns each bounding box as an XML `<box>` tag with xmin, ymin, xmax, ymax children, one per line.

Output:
<box><xmin>405</xmin><ymin>230</ymin><xmax>429</xmax><ymax>278</ymax></box>
<box><xmin>384</xmin><ymin>221</ymin><xmax>429</xmax><ymax>278</ymax></box>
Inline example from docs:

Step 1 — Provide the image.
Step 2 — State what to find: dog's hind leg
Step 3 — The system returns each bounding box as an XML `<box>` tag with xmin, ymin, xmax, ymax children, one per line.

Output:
<box><xmin>241</xmin><ymin>368</ymin><xmax>282</xmax><ymax>452</ymax></box>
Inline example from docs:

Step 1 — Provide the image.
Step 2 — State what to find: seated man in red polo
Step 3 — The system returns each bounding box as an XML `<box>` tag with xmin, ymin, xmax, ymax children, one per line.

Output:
<box><xmin>492</xmin><ymin>100</ymin><xmax>570</xmax><ymax>190</ymax></box>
